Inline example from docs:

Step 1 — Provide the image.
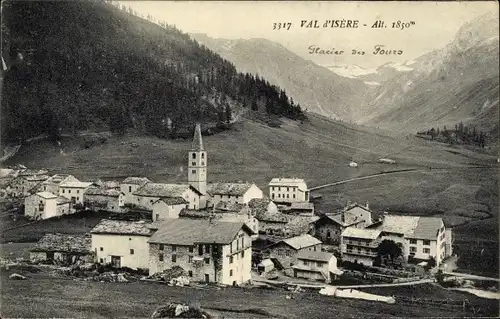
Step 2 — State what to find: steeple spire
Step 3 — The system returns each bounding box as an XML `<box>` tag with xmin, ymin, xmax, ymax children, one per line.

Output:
<box><xmin>191</xmin><ymin>123</ymin><xmax>204</xmax><ymax>151</ymax></box>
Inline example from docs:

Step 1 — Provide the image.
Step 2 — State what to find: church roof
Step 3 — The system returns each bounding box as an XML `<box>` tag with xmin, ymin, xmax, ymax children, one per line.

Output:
<box><xmin>191</xmin><ymin>123</ymin><xmax>204</xmax><ymax>151</ymax></box>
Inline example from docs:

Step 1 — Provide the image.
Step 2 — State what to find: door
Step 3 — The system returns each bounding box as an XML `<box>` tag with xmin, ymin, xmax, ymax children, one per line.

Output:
<box><xmin>205</xmin><ymin>274</ymin><xmax>210</xmax><ymax>283</ymax></box>
<box><xmin>111</xmin><ymin>255</ymin><xmax>121</xmax><ymax>268</ymax></box>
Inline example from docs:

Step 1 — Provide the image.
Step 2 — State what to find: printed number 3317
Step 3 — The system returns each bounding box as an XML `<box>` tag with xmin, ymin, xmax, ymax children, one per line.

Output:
<box><xmin>273</xmin><ymin>22</ymin><xmax>292</xmax><ymax>30</ymax></box>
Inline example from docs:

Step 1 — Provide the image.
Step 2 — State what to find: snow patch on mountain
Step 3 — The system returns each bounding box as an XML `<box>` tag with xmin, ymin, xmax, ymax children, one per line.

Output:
<box><xmin>323</xmin><ymin>64</ymin><xmax>378</xmax><ymax>78</ymax></box>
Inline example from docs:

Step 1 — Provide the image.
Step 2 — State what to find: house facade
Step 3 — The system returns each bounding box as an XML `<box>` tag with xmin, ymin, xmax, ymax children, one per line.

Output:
<box><xmin>312</xmin><ymin>214</ymin><xmax>365</xmax><ymax>245</ymax></box>
<box><xmin>120</xmin><ymin>177</ymin><xmax>152</xmax><ymax>205</ymax></box>
<box><xmin>59</xmin><ymin>181</ymin><xmax>93</xmax><ymax>205</ymax></box>
<box><xmin>268</xmin><ymin>178</ymin><xmax>309</xmax><ymax>203</ymax></box>
<box><xmin>133</xmin><ymin>183</ymin><xmax>201</xmax><ymax>211</ymax></box>
<box><xmin>263</xmin><ymin>234</ymin><xmax>322</xmax><ymax>268</ymax></box>
<box><xmin>39</xmin><ymin>174</ymin><xmax>79</xmax><ymax>195</ymax></box>
<box><xmin>83</xmin><ymin>187</ymin><xmax>124</xmax><ymax>213</ymax></box>
<box><xmin>207</xmin><ymin>182</ymin><xmax>263</xmax><ymax>206</ymax></box>
<box><xmin>90</xmin><ymin>220</ymin><xmax>153</xmax><ymax>270</ymax></box>
<box><xmin>148</xmin><ymin>219</ymin><xmax>255</xmax><ymax>285</ymax></box>
<box><xmin>340</xmin><ymin>227</ymin><xmax>382</xmax><ymax>266</ymax></box>
<box><xmin>24</xmin><ymin>192</ymin><xmax>58</xmax><ymax>220</ymax></box>
<box><xmin>292</xmin><ymin>250</ymin><xmax>342</xmax><ymax>282</ymax></box>
<box><xmin>152</xmin><ymin>198</ymin><xmax>188</xmax><ymax>221</ymax></box>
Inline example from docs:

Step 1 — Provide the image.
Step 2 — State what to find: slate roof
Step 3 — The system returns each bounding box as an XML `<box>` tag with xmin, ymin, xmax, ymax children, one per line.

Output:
<box><xmin>280</xmin><ymin>234</ymin><xmax>322</xmax><ymax>250</ymax></box>
<box><xmin>25</xmin><ymin>175</ymin><xmax>50</xmax><ymax>182</ymax></box>
<box><xmin>380</xmin><ymin>215</ymin><xmax>420</xmax><ymax>236</ymax></box>
<box><xmin>56</xmin><ymin>196</ymin><xmax>71</xmax><ymax>205</ymax></box>
<box><xmin>407</xmin><ymin>217</ymin><xmax>443</xmax><ymax>240</ymax></box>
<box><xmin>290</xmin><ymin>202</ymin><xmax>314</xmax><ymax>210</ymax></box>
<box><xmin>36</xmin><ymin>191</ymin><xmax>58</xmax><ymax>199</ymax></box>
<box><xmin>148</xmin><ymin>219</ymin><xmax>255</xmax><ymax>245</ymax></box>
<box><xmin>153</xmin><ymin>197</ymin><xmax>189</xmax><ymax>205</ymax></box>
<box><xmin>122</xmin><ymin>177</ymin><xmax>152</xmax><ymax>185</ymax></box>
<box><xmin>213</xmin><ymin>201</ymin><xmax>247</xmax><ymax>213</ymax></box>
<box><xmin>341</xmin><ymin>227</ymin><xmax>381</xmax><ymax>240</ymax></box>
<box><xmin>179</xmin><ymin>209</ymin><xmax>212</xmax><ymax>219</ymax></box>
<box><xmin>60</xmin><ymin>181</ymin><xmax>93</xmax><ymax>188</ymax></box>
<box><xmin>133</xmin><ymin>183</ymin><xmax>192</xmax><ymax>197</ymax></box>
<box><xmin>31</xmin><ymin>233</ymin><xmax>91</xmax><ymax>254</ymax></box>
<box><xmin>296</xmin><ymin>250</ymin><xmax>335</xmax><ymax>263</ymax></box>
<box><xmin>84</xmin><ymin>187</ymin><xmax>122</xmax><ymax>197</ymax></box>
<box><xmin>90</xmin><ymin>220</ymin><xmax>153</xmax><ymax>236</ymax></box>
<box><xmin>207</xmin><ymin>182</ymin><xmax>254</xmax><ymax>196</ymax></box>
<box><xmin>248</xmin><ymin>198</ymin><xmax>271</xmax><ymax>212</ymax></box>
<box><xmin>43</xmin><ymin>174</ymin><xmax>73</xmax><ymax>185</ymax></box>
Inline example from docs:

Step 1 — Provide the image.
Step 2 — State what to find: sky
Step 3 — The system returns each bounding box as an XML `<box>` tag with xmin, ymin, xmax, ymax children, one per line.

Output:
<box><xmin>118</xmin><ymin>1</ymin><xmax>497</xmax><ymax>68</ymax></box>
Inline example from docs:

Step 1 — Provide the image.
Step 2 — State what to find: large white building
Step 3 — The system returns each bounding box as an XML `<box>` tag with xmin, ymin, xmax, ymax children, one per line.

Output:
<box><xmin>133</xmin><ymin>183</ymin><xmax>202</xmax><ymax>211</ymax></box>
<box><xmin>59</xmin><ymin>181</ymin><xmax>94</xmax><ymax>205</ymax></box>
<box><xmin>340</xmin><ymin>214</ymin><xmax>453</xmax><ymax>267</ymax></box>
<box><xmin>24</xmin><ymin>191</ymin><xmax>71</xmax><ymax>220</ymax></box>
<box><xmin>90</xmin><ymin>220</ymin><xmax>153</xmax><ymax>270</ymax></box>
<box><xmin>268</xmin><ymin>178</ymin><xmax>309</xmax><ymax>203</ymax></box>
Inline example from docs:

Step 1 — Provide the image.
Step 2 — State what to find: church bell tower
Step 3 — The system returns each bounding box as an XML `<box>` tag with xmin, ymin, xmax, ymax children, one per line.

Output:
<box><xmin>188</xmin><ymin>123</ymin><xmax>207</xmax><ymax>197</ymax></box>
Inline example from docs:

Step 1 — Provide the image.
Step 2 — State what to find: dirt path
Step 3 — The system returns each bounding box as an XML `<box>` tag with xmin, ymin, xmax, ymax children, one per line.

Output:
<box><xmin>443</xmin><ymin>272</ymin><xmax>500</xmax><ymax>282</ymax></box>
<box><xmin>328</xmin><ymin>278</ymin><xmax>435</xmax><ymax>289</ymax></box>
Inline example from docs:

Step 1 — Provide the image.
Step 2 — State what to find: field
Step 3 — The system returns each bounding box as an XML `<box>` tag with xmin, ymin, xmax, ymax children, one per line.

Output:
<box><xmin>1</xmin><ymin>266</ymin><xmax>498</xmax><ymax>319</ymax></box>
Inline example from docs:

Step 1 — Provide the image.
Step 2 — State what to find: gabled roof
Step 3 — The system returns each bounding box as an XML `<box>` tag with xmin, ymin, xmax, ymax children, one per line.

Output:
<box><xmin>42</xmin><ymin>174</ymin><xmax>75</xmax><ymax>185</ymax></box>
<box><xmin>153</xmin><ymin>197</ymin><xmax>189</xmax><ymax>206</ymax></box>
<box><xmin>90</xmin><ymin>220</ymin><xmax>153</xmax><ymax>236</ymax></box>
<box><xmin>148</xmin><ymin>219</ymin><xmax>255</xmax><ymax>245</ymax></box>
<box><xmin>122</xmin><ymin>177</ymin><xmax>152</xmax><ymax>185</ymax></box>
<box><xmin>133</xmin><ymin>183</ymin><xmax>196</xmax><ymax>197</ymax></box>
<box><xmin>341</xmin><ymin>227</ymin><xmax>381</xmax><ymax>240</ymax></box>
<box><xmin>296</xmin><ymin>250</ymin><xmax>334</xmax><ymax>263</ymax></box>
<box><xmin>179</xmin><ymin>209</ymin><xmax>212</xmax><ymax>219</ymax></box>
<box><xmin>213</xmin><ymin>201</ymin><xmax>247</xmax><ymax>213</ymax></box>
<box><xmin>31</xmin><ymin>233</ymin><xmax>91</xmax><ymax>254</ymax></box>
<box><xmin>380</xmin><ymin>215</ymin><xmax>420</xmax><ymax>236</ymax></box>
<box><xmin>56</xmin><ymin>196</ymin><xmax>71</xmax><ymax>205</ymax></box>
<box><xmin>207</xmin><ymin>182</ymin><xmax>254</xmax><ymax>196</ymax></box>
<box><xmin>290</xmin><ymin>202</ymin><xmax>314</xmax><ymax>210</ymax></box>
<box><xmin>25</xmin><ymin>175</ymin><xmax>50</xmax><ymax>182</ymax></box>
<box><xmin>407</xmin><ymin>217</ymin><xmax>443</xmax><ymax>240</ymax></box>
<box><xmin>60</xmin><ymin>181</ymin><xmax>93</xmax><ymax>188</ymax></box>
<box><xmin>276</xmin><ymin>234</ymin><xmax>322</xmax><ymax>250</ymax></box>
<box><xmin>84</xmin><ymin>186</ymin><xmax>122</xmax><ymax>197</ymax></box>
<box><xmin>36</xmin><ymin>191</ymin><xmax>58</xmax><ymax>199</ymax></box>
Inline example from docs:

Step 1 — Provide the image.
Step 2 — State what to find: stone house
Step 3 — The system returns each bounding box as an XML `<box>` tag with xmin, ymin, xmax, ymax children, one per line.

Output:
<box><xmin>249</xmin><ymin>198</ymin><xmax>289</xmax><ymax>234</ymax></box>
<box><xmin>120</xmin><ymin>177</ymin><xmax>152</xmax><ymax>205</ymax></box>
<box><xmin>133</xmin><ymin>183</ymin><xmax>202</xmax><ymax>211</ymax></box>
<box><xmin>207</xmin><ymin>182</ymin><xmax>263</xmax><ymax>206</ymax></box>
<box><xmin>312</xmin><ymin>214</ymin><xmax>365</xmax><ymax>246</ymax></box>
<box><xmin>83</xmin><ymin>186</ymin><xmax>124</xmax><ymax>213</ymax></box>
<box><xmin>30</xmin><ymin>233</ymin><xmax>93</xmax><ymax>264</ymax></box>
<box><xmin>148</xmin><ymin>219</ymin><xmax>255</xmax><ymax>285</ymax></box>
<box><xmin>340</xmin><ymin>227</ymin><xmax>382</xmax><ymax>267</ymax></box>
<box><xmin>292</xmin><ymin>250</ymin><xmax>343</xmax><ymax>282</ymax></box>
<box><xmin>90</xmin><ymin>220</ymin><xmax>154</xmax><ymax>270</ymax></box>
<box><xmin>263</xmin><ymin>234</ymin><xmax>322</xmax><ymax>268</ymax></box>
<box><xmin>10</xmin><ymin>173</ymin><xmax>49</xmax><ymax>197</ymax></box>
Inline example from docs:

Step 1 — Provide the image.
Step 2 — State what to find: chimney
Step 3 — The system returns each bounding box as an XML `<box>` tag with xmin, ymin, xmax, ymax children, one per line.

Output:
<box><xmin>365</xmin><ymin>201</ymin><xmax>369</xmax><ymax>210</ymax></box>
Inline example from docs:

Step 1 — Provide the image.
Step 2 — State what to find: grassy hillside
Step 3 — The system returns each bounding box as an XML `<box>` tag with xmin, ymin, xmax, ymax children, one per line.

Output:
<box><xmin>1</xmin><ymin>0</ymin><xmax>303</xmax><ymax>143</ymax></box>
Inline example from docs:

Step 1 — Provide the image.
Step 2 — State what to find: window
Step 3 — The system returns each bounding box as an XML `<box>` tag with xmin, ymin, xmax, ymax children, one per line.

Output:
<box><xmin>293</xmin><ymin>194</ymin><xmax>296</xmax><ymax>199</ymax></box>
<box><xmin>241</xmin><ymin>250</ymin><xmax>245</xmax><ymax>258</ymax></box>
<box><xmin>172</xmin><ymin>255</ymin><xmax>177</xmax><ymax>263</ymax></box>
<box><xmin>285</xmin><ymin>250</ymin><xmax>291</xmax><ymax>257</ymax></box>
<box><xmin>201</xmin><ymin>153</ymin><xmax>205</xmax><ymax>159</ymax></box>
<box><xmin>423</xmin><ymin>240</ymin><xmax>431</xmax><ymax>246</ymax></box>
<box><xmin>229</xmin><ymin>256</ymin><xmax>234</xmax><ymax>264</ymax></box>
<box><xmin>230</xmin><ymin>269</ymin><xmax>233</xmax><ymax>277</ymax></box>
<box><xmin>303</xmin><ymin>260</ymin><xmax>309</xmax><ymax>266</ymax></box>
<box><xmin>188</xmin><ymin>270</ymin><xmax>193</xmax><ymax>277</ymax></box>
<box><xmin>192</xmin><ymin>153</ymin><xmax>196</xmax><ymax>159</ymax></box>
<box><xmin>410</xmin><ymin>247</ymin><xmax>417</xmax><ymax>253</ymax></box>
<box><xmin>68</xmin><ymin>189</ymin><xmax>71</xmax><ymax>194</ymax></box>
<box><xmin>130</xmin><ymin>249</ymin><xmax>134</xmax><ymax>255</ymax></box>
<box><xmin>228</xmin><ymin>195</ymin><xmax>231</xmax><ymax>199</ymax></box>
<box><xmin>77</xmin><ymin>190</ymin><xmax>80</xmax><ymax>194</ymax></box>
<box><xmin>410</xmin><ymin>239</ymin><xmax>417</xmax><ymax>245</ymax></box>
<box><xmin>62</xmin><ymin>189</ymin><xmax>65</xmax><ymax>193</ymax></box>
<box><xmin>192</xmin><ymin>169</ymin><xmax>196</xmax><ymax>174</ymax></box>
<box><xmin>159</xmin><ymin>244</ymin><xmax>164</xmax><ymax>250</ymax></box>
<box><xmin>189</xmin><ymin>246</ymin><xmax>194</xmax><ymax>253</ymax></box>
<box><xmin>129</xmin><ymin>186</ymin><xmax>132</xmax><ymax>193</ymax></box>
<box><xmin>44</xmin><ymin>186</ymin><xmax>46</xmax><ymax>191</ymax></box>
<box><xmin>278</xmin><ymin>194</ymin><xmax>281</xmax><ymax>198</ymax></box>
<box><xmin>191</xmin><ymin>162</ymin><xmax>196</xmax><ymax>166</ymax></box>
<box><xmin>204</xmin><ymin>257</ymin><xmax>210</xmax><ymax>264</ymax></box>
<box><xmin>423</xmin><ymin>248</ymin><xmax>430</xmax><ymax>254</ymax></box>
<box><xmin>201</xmin><ymin>161</ymin><xmax>204</xmax><ymax>166</ymax></box>
<box><xmin>286</xmin><ymin>194</ymin><xmax>289</xmax><ymax>198</ymax></box>
<box><xmin>272</xmin><ymin>194</ymin><xmax>275</xmax><ymax>199</ymax></box>
<box><xmin>159</xmin><ymin>254</ymin><xmax>164</xmax><ymax>261</ymax></box>
<box><xmin>155</xmin><ymin>214</ymin><xmax>159</xmax><ymax>221</ymax></box>
<box><xmin>172</xmin><ymin>245</ymin><xmax>177</xmax><ymax>252</ymax></box>
<box><xmin>100</xmin><ymin>258</ymin><xmax>104</xmax><ymax>263</ymax></box>
<box><xmin>100</xmin><ymin>247</ymin><xmax>103</xmax><ymax>251</ymax></box>
<box><xmin>188</xmin><ymin>256</ymin><xmax>193</xmax><ymax>263</ymax></box>
<box><xmin>204</xmin><ymin>244</ymin><xmax>210</xmax><ymax>254</ymax></box>
<box><xmin>129</xmin><ymin>238</ymin><xmax>132</xmax><ymax>241</ymax></box>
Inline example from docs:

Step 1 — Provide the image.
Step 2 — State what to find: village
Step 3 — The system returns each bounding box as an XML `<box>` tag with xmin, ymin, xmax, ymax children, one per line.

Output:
<box><xmin>0</xmin><ymin>123</ymin><xmax>460</xmax><ymax>289</ymax></box>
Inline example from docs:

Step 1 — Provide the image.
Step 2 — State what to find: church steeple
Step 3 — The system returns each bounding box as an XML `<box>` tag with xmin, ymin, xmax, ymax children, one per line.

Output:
<box><xmin>188</xmin><ymin>123</ymin><xmax>207</xmax><ymax>200</ymax></box>
<box><xmin>191</xmin><ymin>123</ymin><xmax>204</xmax><ymax>151</ymax></box>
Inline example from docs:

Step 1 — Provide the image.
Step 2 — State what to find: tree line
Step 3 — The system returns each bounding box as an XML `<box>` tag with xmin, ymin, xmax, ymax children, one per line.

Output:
<box><xmin>417</xmin><ymin>121</ymin><xmax>487</xmax><ymax>148</ymax></box>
